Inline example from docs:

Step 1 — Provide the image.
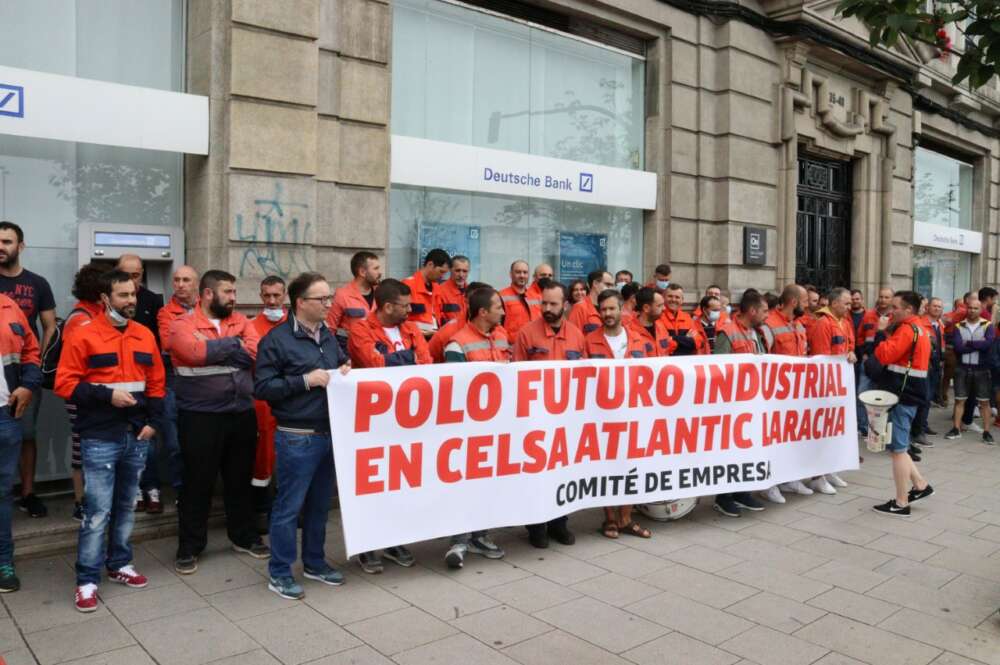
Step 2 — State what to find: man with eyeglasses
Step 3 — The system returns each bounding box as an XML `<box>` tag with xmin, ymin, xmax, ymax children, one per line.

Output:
<box><xmin>255</xmin><ymin>272</ymin><xmax>350</xmax><ymax>600</ymax></box>
<box><xmin>348</xmin><ymin>278</ymin><xmax>429</xmax><ymax>573</ymax></box>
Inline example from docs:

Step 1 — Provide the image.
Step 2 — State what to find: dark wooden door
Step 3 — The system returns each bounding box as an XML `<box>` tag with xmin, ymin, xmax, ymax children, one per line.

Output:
<box><xmin>795</xmin><ymin>157</ymin><xmax>852</xmax><ymax>291</ymax></box>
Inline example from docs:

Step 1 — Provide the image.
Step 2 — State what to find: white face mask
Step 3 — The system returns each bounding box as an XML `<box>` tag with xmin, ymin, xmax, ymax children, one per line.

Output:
<box><xmin>616</xmin><ymin>282</ymin><xmax>627</xmax><ymax>291</ymax></box>
<box><xmin>656</xmin><ymin>280</ymin><xmax>670</xmax><ymax>290</ymax></box>
<box><xmin>708</xmin><ymin>310</ymin><xmax>721</xmax><ymax>323</ymax></box>
<box><xmin>107</xmin><ymin>304</ymin><xmax>128</xmax><ymax>326</ymax></box>
<box><xmin>262</xmin><ymin>307</ymin><xmax>284</xmax><ymax>322</ymax></box>
<box><xmin>725</xmin><ymin>305</ymin><xmax>733</xmax><ymax>315</ymax></box>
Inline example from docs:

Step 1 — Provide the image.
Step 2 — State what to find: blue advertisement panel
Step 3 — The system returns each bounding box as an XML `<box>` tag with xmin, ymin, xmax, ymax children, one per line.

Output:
<box><xmin>418</xmin><ymin>222</ymin><xmax>481</xmax><ymax>281</ymax></box>
<box><xmin>558</xmin><ymin>232</ymin><xmax>607</xmax><ymax>283</ymax></box>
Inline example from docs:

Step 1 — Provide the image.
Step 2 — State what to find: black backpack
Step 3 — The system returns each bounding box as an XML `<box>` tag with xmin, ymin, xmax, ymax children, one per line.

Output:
<box><xmin>40</xmin><ymin>308</ymin><xmax>90</xmax><ymax>390</ymax></box>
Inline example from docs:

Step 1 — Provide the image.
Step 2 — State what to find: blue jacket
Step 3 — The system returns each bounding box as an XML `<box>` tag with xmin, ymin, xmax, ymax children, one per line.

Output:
<box><xmin>953</xmin><ymin>318</ymin><xmax>994</xmax><ymax>369</ymax></box>
<box><xmin>254</xmin><ymin>316</ymin><xmax>347</xmax><ymax>432</ymax></box>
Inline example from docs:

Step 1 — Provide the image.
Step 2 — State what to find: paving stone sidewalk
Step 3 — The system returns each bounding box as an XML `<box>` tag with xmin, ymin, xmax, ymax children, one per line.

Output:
<box><xmin>3</xmin><ymin>407</ymin><xmax>1000</xmax><ymax>665</ymax></box>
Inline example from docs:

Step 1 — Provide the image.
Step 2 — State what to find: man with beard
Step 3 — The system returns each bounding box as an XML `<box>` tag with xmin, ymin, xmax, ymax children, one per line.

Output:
<box><xmin>169</xmin><ymin>270</ymin><xmax>268</xmax><ymax>575</ymax></box>
<box><xmin>625</xmin><ymin>287</ymin><xmax>676</xmax><ymax>357</ymax></box>
<box><xmin>584</xmin><ymin>290</ymin><xmax>652</xmax><ymax>539</ymax></box>
<box><xmin>54</xmin><ymin>270</ymin><xmax>165</xmax><ymax>611</ymax></box>
<box><xmin>513</xmin><ymin>281</ymin><xmax>585</xmax><ymax>548</ymax></box>
<box><xmin>328</xmin><ymin>251</ymin><xmax>381</xmax><ymax>354</ymax></box>
<box><xmin>349</xmin><ymin>278</ymin><xmax>430</xmax><ymax>572</ymax></box>
<box><xmin>0</xmin><ymin>222</ymin><xmax>56</xmax><ymax>518</ymax></box>
<box><xmin>500</xmin><ymin>260</ymin><xmax>541</xmax><ymax>338</ymax></box>
<box><xmin>433</xmin><ymin>255</ymin><xmax>470</xmax><ymax>328</ymax></box>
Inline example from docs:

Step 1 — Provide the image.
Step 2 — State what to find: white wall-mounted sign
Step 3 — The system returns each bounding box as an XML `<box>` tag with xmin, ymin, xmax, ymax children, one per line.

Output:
<box><xmin>912</xmin><ymin>221</ymin><xmax>982</xmax><ymax>254</ymax></box>
<box><xmin>391</xmin><ymin>135</ymin><xmax>657</xmax><ymax>210</ymax></box>
<box><xmin>0</xmin><ymin>65</ymin><xmax>208</xmax><ymax>155</ymax></box>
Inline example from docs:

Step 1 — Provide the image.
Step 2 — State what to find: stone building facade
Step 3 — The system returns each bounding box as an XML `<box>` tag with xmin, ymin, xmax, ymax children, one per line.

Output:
<box><xmin>181</xmin><ymin>0</ymin><xmax>1000</xmax><ymax>305</ymax></box>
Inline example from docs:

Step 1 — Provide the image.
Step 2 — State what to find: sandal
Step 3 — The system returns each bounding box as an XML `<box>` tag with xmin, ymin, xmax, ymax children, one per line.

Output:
<box><xmin>620</xmin><ymin>521</ymin><xmax>651</xmax><ymax>538</ymax></box>
<box><xmin>601</xmin><ymin>521</ymin><xmax>619</xmax><ymax>539</ymax></box>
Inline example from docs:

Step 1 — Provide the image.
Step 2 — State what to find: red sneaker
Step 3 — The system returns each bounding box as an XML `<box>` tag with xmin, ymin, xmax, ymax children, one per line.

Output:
<box><xmin>75</xmin><ymin>583</ymin><xmax>99</xmax><ymax>612</ymax></box>
<box><xmin>107</xmin><ymin>565</ymin><xmax>148</xmax><ymax>588</ymax></box>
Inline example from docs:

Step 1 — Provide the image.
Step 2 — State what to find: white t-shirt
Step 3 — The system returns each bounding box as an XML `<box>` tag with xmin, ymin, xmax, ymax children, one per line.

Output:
<box><xmin>383</xmin><ymin>326</ymin><xmax>405</xmax><ymax>351</ymax></box>
<box><xmin>208</xmin><ymin>318</ymin><xmax>222</xmax><ymax>334</ymax></box>
<box><xmin>0</xmin><ymin>360</ymin><xmax>10</xmax><ymax>406</ymax></box>
<box><xmin>604</xmin><ymin>329</ymin><xmax>629</xmax><ymax>359</ymax></box>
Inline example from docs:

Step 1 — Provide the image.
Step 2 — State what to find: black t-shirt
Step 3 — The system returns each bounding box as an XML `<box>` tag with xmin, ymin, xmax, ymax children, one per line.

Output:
<box><xmin>363</xmin><ymin>290</ymin><xmax>375</xmax><ymax>308</ymax></box>
<box><xmin>645</xmin><ymin>324</ymin><xmax>656</xmax><ymax>339</ymax></box>
<box><xmin>0</xmin><ymin>269</ymin><xmax>56</xmax><ymax>339</ymax></box>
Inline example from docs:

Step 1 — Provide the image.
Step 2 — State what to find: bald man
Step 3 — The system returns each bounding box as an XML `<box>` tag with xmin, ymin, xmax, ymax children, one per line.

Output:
<box><xmin>527</xmin><ymin>263</ymin><xmax>554</xmax><ymax>304</ymax></box>
<box><xmin>118</xmin><ymin>254</ymin><xmax>164</xmax><ymax>347</ymax></box>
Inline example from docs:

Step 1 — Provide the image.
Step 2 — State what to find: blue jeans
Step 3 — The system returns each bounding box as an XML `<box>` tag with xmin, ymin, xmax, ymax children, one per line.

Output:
<box><xmin>857</xmin><ymin>372</ymin><xmax>874</xmax><ymax>433</ymax></box>
<box><xmin>268</xmin><ymin>431</ymin><xmax>334</xmax><ymax>578</ymax></box>
<box><xmin>141</xmin><ymin>387</ymin><xmax>182</xmax><ymax>490</ymax></box>
<box><xmin>888</xmin><ymin>404</ymin><xmax>917</xmax><ymax>453</ymax></box>
<box><xmin>76</xmin><ymin>433</ymin><xmax>149</xmax><ymax>585</ymax></box>
<box><xmin>0</xmin><ymin>407</ymin><xmax>23</xmax><ymax>567</ymax></box>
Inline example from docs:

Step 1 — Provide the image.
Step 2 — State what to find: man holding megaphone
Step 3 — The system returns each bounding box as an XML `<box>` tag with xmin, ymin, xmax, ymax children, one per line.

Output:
<box><xmin>868</xmin><ymin>290</ymin><xmax>934</xmax><ymax>518</ymax></box>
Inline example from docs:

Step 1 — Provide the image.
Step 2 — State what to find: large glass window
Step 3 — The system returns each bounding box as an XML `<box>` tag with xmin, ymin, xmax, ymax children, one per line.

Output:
<box><xmin>913</xmin><ymin>247</ymin><xmax>972</xmax><ymax>307</ymax></box>
<box><xmin>0</xmin><ymin>0</ymin><xmax>185</xmax><ymax>314</ymax></box>
<box><xmin>391</xmin><ymin>0</ymin><xmax>646</xmax><ymax>280</ymax></box>
<box><xmin>914</xmin><ymin>147</ymin><xmax>973</xmax><ymax>229</ymax></box>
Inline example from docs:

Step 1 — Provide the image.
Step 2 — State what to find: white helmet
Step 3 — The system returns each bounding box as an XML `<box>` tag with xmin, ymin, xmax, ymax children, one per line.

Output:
<box><xmin>637</xmin><ymin>498</ymin><xmax>699</xmax><ymax>522</ymax></box>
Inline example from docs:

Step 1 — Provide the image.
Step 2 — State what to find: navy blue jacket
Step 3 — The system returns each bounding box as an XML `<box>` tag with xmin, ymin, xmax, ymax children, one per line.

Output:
<box><xmin>254</xmin><ymin>316</ymin><xmax>347</xmax><ymax>432</ymax></box>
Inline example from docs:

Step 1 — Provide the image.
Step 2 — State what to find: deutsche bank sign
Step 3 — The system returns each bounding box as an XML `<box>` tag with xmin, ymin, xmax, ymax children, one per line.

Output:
<box><xmin>0</xmin><ymin>83</ymin><xmax>24</xmax><ymax>118</ymax></box>
<box><xmin>392</xmin><ymin>136</ymin><xmax>656</xmax><ymax>210</ymax></box>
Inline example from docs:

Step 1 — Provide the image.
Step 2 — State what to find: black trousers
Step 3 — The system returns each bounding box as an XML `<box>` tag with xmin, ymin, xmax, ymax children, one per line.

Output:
<box><xmin>177</xmin><ymin>409</ymin><xmax>258</xmax><ymax>557</ymax></box>
<box><xmin>526</xmin><ymin>516</ymin><xmax>568</xmax><ymax>538</ymax></box>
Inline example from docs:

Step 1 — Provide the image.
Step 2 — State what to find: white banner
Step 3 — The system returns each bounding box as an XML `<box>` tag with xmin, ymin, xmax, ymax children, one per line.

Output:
<box><xmin>912</xmin><ymin>221</ymin><xmax>982</xmax><ymax>254</ymax></box>
<box><xmin>0</xmin><ymin>65</ymin><xmax>209</xmax><ymax>154</ymax></box>
<box><xmin>391</xmin><ymin>135</ymin><xmax>658</xmax><ymax>209</ymax></box>
<box><xmin>328</xmin><ymin>355</ymin><xmax>858</xmax><ymax>556</ymax></box>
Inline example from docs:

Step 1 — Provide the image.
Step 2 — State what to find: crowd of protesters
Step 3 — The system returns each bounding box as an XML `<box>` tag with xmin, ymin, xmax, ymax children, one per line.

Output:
<box><xmin>0</xmin><ymin>220</ymin><xmax>988</xmax><ymax>607</ymax></box>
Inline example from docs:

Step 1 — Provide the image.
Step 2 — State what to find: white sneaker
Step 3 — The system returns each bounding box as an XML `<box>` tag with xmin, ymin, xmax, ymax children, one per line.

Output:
<box><xmin>781</xmin><ymin>480</ymin><xmax>814</xmax><ymax>495</ymax></box>
<box><xmin>148</xmin><ymin>488</ymin><xmax>161</xmax><ymax>502</ymax></box>
<box><xmin>969</xmin><ymin>422</ymin><xmax>984</xmax><ymax>433</ymax></box>
<box><xmin>764</xmin><ymin>486</ymin><xmax>786</xmax><ymax>504</ymax></box>
<box><xmin>825</xmin><ymin>473</ymin><xmax>848</xmax><ymax>488</ymax></box>
<box><xmin>810</xmin><ymin>477</ymin><xmax>837</xmax><ymax>495</ymax></box>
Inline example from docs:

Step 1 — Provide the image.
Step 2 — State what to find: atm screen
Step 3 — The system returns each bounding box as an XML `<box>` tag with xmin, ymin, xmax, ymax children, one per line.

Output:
<box><xmin>94</xmin><ymin>232</ymin><xmax>171</xmax><ymax>248</ymax></box>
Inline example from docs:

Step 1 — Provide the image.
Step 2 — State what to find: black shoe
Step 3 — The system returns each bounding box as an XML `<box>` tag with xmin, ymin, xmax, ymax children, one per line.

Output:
<box><xmin>732</xmin><ymin>492</ymin><xmax>765</xmax><ymax>512</ymax></box>
<box><xmin>944</xmin><ymin>427</ymin><xmax>962</xmax><ymax>440</ymax></box>
<box><xmin>908</xmin><ymin>449</ymin><xmax>922</xmax><ymax>462</ymax></box>
<box><xmin>919</xmin><ymin>438</ymin><xmax>935</xmax><ymax>448</ymax></box>
<box><xmin>174</xmin><ymin>555</ymin><xmax>198</xmax><ymax>575</ymax></box>
<box><xmin>910</xmin><ymin>444</ymin><xmax>923</xmax><ymax>455</ymax></box>
<box><xmin>17</xmin><ymin>493</ymin><xmax>47</xmax><ymax>518</ymax></box>
<box><xmin>984</xmin><ymin>431</ymin><xmax>995</xmax><ymax>445</ymax></box>
<box><xmin>383</xmin><ymin>546</ymin><xmax>415</xmax><ymax>567</ymax></box>
<box><xmin>911</xmin><ymin>433</ymin><xmax>929</xmax><ymax>446</ymax></box>
<box><xmin>547</xmin><ymin>521</ymin><xmax>576</xmax><ymax>546</ymax></box>
<box><xmin>924</xmin><ymin>426</ymin><xmax>939</xmax><ymax>436</ymax></box>
<box><xmin>0</xmin><ymin>564</ymin><xmax>19</xmax><ymax>593</ymax></box>
<box><xmin>232</xmin><ymin>540</ymin><xmax>270</xmax><ymax>559</ymax></box>
<box><xmin>357</xmin><ymin>551</ymin><xmax>383</xmax><ymax>574</ymax></box>
<box><xmin>713</xmin><ymin>496</ymin><xmax>741</xmax><ymax>518</ymax></box>
<box><xmin>908</xmin><ymin>484</ymin><xmax>934</xmax><ymax>503</ymax></box>
<box><xmin>873</xmin><ymin>499</ymin><xmax>910</xmax><ymax>517</ymax></box>
<box><xmin>72</xmin><ymin>502</ymin><xmax>84</xmax><ymax>522</ymax></box>
<box><xmin>526</xmin><ymin>526</ymin><xmax>549</xmax><ymax>549</ymax></box>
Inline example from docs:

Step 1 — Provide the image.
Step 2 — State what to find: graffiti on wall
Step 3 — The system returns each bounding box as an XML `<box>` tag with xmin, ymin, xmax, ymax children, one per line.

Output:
<box><xmin>235</xmin><ymin>181</ymin><xmax>313</xmax><ymax>279</ymax></box>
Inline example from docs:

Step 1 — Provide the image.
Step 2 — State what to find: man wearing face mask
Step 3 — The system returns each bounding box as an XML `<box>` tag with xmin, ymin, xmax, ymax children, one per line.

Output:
<box><xmin>692</xmin><ymin>295</ymin><xmax>723</xmax><ymax>352</ymax></box>
<box><xmin>169</xmin><ymin>270</ymin><xmax>267</xmax><ymax>575</ymax></box>
<box><xmin>249</xmin><ymin>276</ymin><xmax>287</xmax><ymax>530</ymax></box>
<box><xmin>693</xmin><ymin>285</ymin><xmax>729</xmax><ymax>327</ymax></box>
<box><xmin>647</xmin><ymin>264</ymin><xmax>672</xmax><ymax>291</ymax></box>
<box><xmin>55</xmin><ymin>270</ymin><xmax>165</xmax><ymax>612</ymax></box>
<box><xmin>615</xmin><ymin>270</ymin><xmax>633</xmax><ymax>289</ymax></box>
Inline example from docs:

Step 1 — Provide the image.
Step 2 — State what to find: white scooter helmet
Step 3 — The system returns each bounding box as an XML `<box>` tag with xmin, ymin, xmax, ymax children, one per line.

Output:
<box><xmin>637</xmin><ymin>498</ymin><xmax>699</xmax><ymax>522</ymax></box>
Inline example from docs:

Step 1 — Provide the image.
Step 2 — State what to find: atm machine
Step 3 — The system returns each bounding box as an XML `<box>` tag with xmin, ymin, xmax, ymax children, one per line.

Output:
<box><xmin>77</xmin><ymin>222</ymin><xmax>185</xmax><ymax>295</ymax></box>
<box><xmin>35</xmin><ymin>223</ymin><xmax>185</xmax><ymax>483</ymax></box>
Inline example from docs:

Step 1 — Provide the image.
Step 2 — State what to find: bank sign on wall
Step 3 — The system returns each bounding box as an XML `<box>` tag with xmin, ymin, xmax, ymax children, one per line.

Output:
<box><xmin>0</xmin><ymin>64</ymin><xmax>208</xmax><ymax>154</ymax></box>
<box><xmin>912</xmin><ymin>221</ymin><xmax>983</xmax><ymax>254</ymax></box>
<box><xmin>391</xmin><ymin>135</ymin><xmax>657</xmax><ymax>210</ymax></box>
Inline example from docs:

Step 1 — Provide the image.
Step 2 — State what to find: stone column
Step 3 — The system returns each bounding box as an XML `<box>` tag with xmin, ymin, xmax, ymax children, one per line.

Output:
<box><xmin>185</xmin><ymin>0</ymin><xmax>391</xmax><ymax>299</ymax></box>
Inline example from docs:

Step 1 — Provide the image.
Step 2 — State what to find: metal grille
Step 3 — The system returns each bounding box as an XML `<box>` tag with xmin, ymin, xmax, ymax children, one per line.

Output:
<box><xmin>795</xmin><ymin>157</ymin><xmax>852</xmax><ymax>291</ymax></box>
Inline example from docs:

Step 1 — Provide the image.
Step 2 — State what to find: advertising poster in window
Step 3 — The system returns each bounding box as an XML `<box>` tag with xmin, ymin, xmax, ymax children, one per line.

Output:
<box><xmin>558</xmin><ymin>231</ymin><xmax>607</xmax><ymax>282</ymax></box>
<box><xmin>418</xmin><ymin>222</ymin><xmax>481</xmax><ymax>281</ymax></box>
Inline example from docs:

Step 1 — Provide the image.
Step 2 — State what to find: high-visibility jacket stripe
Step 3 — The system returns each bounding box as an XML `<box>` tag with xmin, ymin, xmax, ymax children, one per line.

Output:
<box><xmin>95</xmin><ymin>380</ymin><xmax>147</xmax><ymax>391</ymax></box>
<box><xmin>174</xmin><ymin>365</ymin><xmax>239</xmax><ymax>377</ymax></box>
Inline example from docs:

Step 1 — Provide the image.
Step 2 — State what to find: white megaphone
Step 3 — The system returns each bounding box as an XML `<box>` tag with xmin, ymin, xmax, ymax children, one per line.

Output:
<box><xmin>858</xmin><ymin>390</ymin><xmax>899</xmax><ymax>452</ymax></box>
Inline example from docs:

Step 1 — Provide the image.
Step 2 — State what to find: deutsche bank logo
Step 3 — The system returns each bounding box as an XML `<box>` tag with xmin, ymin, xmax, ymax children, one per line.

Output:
<box><xmin>579</xmin><ymin>172</ymin><xmax>593</xmax><ymax>193</ymax></box>
<box><xmin>0</xmin><ymin>84</ymin><xmax>24</xmax><ymax>118</ymax></box>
